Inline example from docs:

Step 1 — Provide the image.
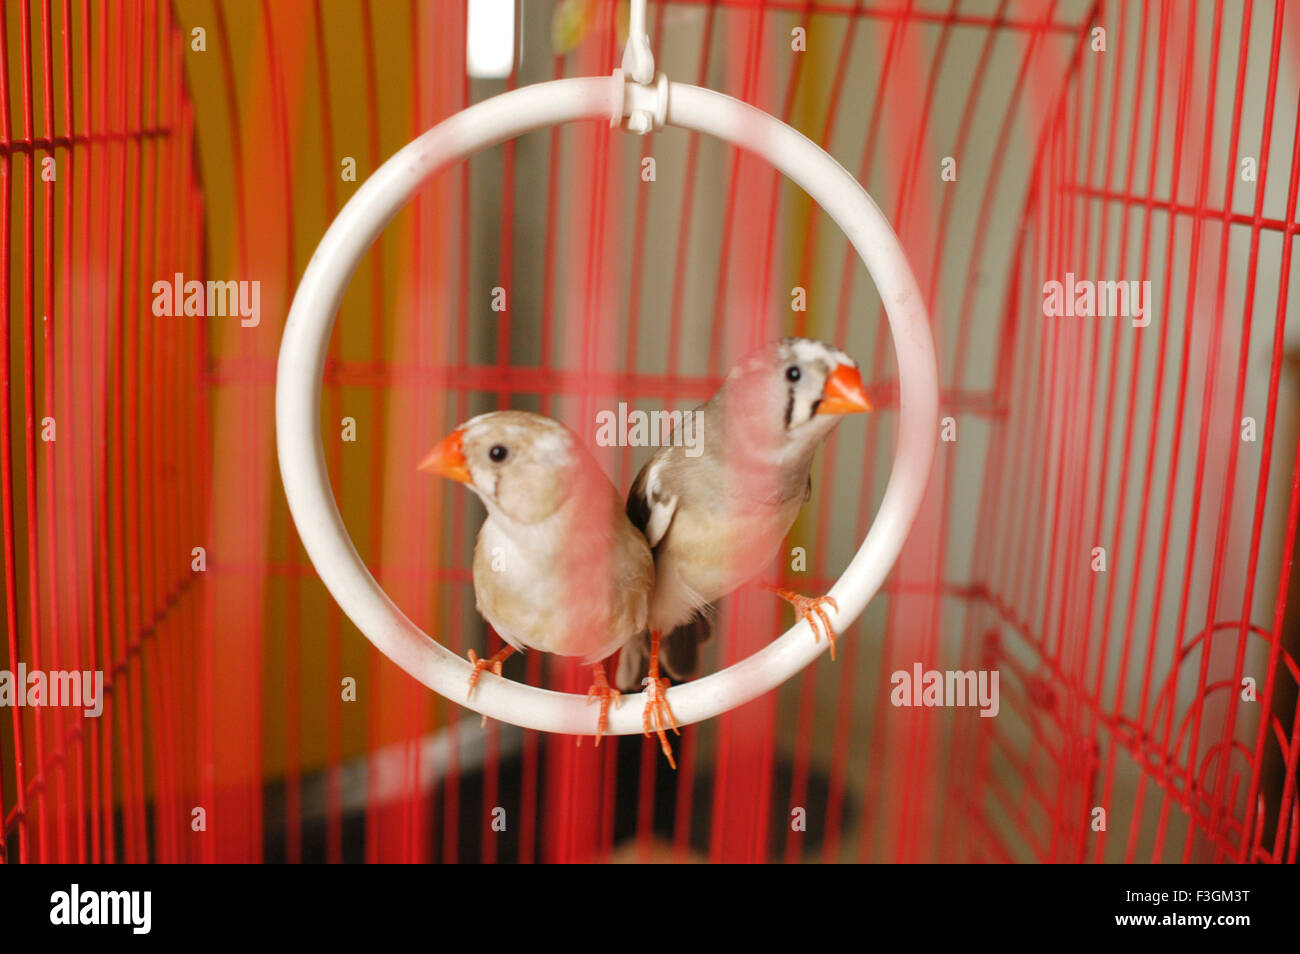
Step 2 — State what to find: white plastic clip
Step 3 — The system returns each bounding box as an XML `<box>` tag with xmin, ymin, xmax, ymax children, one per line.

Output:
<box><xmin>612</xmin><ymin>0</ymin><xmax>667</xmax><ymax>135</ymax></box>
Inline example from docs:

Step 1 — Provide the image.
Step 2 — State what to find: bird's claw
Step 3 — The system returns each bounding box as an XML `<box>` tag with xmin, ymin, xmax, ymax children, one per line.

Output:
<box><xmin>767</xmin><ymin>586</ymin><xmax>840</xmax><ymax>660</ymax></box>
<box><xmin>584</xmin><ymin>681</ymin><xmax>622</xmax><ymax>745</ymax></box>
<box><xmin>466</xmin><ymin>648</ymin><xmax>506</xmax><ymax>699</ymax></box>
<box><xmin>641</xmin><ymin>675</ymin><xmax>680</xmax><ymax>769</ymax></box>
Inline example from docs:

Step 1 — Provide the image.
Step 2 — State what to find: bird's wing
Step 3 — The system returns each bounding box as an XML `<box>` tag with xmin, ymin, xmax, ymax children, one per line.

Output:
<box><xmin>661</xmin><ymin>614</ymin><xmax>712</xmax><ymax>681</ymax></box>
<box><xmin>626</xmin><ymin>453</ymin><xmax>678</xmax><ymax>549</ymax></box>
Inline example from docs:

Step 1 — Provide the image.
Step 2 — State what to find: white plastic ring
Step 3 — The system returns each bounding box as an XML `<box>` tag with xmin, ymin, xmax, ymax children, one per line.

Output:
<box><xmin>276</xmin><ymin>77</ymin><xmax>938</xmax><ymax>736</ymax></box>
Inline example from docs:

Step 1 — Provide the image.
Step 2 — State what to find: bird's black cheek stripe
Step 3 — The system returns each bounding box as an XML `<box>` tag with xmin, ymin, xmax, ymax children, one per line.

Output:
<box><xmin>784</xmin><ymin>388</ymin><xmax>795</xmax><ymax>430</ymax></box>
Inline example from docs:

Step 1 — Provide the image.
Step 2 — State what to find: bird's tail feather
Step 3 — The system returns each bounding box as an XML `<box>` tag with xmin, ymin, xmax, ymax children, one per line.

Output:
<box><xmin>615</xmin><ymin>615</ymin><xmax>713</xmax><ymax>692</ymax></box>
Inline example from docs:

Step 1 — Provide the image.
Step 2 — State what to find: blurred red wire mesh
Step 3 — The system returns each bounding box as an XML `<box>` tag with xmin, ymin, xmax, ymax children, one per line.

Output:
<box><xmin>0</xmin><ymin>0</ymin><xmax>205</xmax><ymax>863</ymax></box>
<box><xmin>1</xmin><ymin>0</ymin><xmax>1298</xmax><ymax>864</ymax></box>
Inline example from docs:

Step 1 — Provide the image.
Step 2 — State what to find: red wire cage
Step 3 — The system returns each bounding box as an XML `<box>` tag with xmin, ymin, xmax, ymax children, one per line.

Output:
<box><xmin>0</xmin><ymin>0</ymin><xmax>1298</xmax><ymax>864</ymax></box>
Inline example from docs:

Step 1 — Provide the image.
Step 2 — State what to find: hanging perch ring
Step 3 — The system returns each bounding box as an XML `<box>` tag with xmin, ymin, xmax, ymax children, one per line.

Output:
<box><xmin>276</xmin><ymin>76</ymin><xmax>939</xmax><ymax>735</ymax></box>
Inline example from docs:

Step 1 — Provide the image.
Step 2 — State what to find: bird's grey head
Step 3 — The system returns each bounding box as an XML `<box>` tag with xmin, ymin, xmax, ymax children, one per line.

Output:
<box><xmin>722</xmin><ymin>337</ymin><xmax>872</xmax><ymax>455</ymax></box>
<box><xmin>420</xmin><ymin>410</ymin><xmax>590</xmax><ymax>525</ymax></box>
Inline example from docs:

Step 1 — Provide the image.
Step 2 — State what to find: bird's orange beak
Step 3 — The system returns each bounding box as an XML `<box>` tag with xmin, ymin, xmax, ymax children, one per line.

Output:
<box><xmin>418</xmin><ymin>428</ymin><xmax>472</xmax><ymax>483</ymax></box>
<box><xmin>817</xmin><ymin>364</ymin><xmax>872</xmax><ymax>414</ymax></box>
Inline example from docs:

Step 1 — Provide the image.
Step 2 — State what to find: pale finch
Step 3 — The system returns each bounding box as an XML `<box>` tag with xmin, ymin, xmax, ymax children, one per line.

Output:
<box><xmin>419</xmin><ymin>410</ymin><xmax>655</xmax><ymax>744</ymax></box>
<box><xmin>620</xmin><ymin>338</ymin><xmax>872</xmax><ymax>763</ymax></box>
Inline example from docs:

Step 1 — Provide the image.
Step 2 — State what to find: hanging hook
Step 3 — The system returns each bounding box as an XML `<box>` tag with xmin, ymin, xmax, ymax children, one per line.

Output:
<box><xmin>611</xmin><ymin>0</ymin><xmax>667</xmax><ymax>135</ymax></box>
<box><xmin>622</xmin><ymin>0</ymin><xmax>654</xmax><ymax>84</ymax></box>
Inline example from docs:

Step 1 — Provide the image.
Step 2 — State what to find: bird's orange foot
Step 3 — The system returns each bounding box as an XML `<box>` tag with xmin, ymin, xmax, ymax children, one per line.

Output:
<box><xmin>764</xmin><ymin>585</ymin><xmax>840</xmax><ymax>660</ymax></box>
<box><xmin>466</xmin><ymin>644</ymin><xmax>516</xmax><ymax>700</ymax></box>
<box><xmin>584</xmin><ymin>663</ymin><xmax>621</xmax><ymax>745</ymax></box>
<box><xmin>641</xmin><ymin>674</ymin><xmax>680</xmax><ymax>769</ymax></box>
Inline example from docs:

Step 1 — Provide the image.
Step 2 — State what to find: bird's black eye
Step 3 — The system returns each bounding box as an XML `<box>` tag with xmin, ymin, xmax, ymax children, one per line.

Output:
<box><xmin>785</xmin><ymin>365</ymin><xmax>801</xmax><ymax>382</ymax></box>
<box><xmin>489</xmin><ymin>445</ymin><xmax>508</xmax><ymax>463</ymax></box>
